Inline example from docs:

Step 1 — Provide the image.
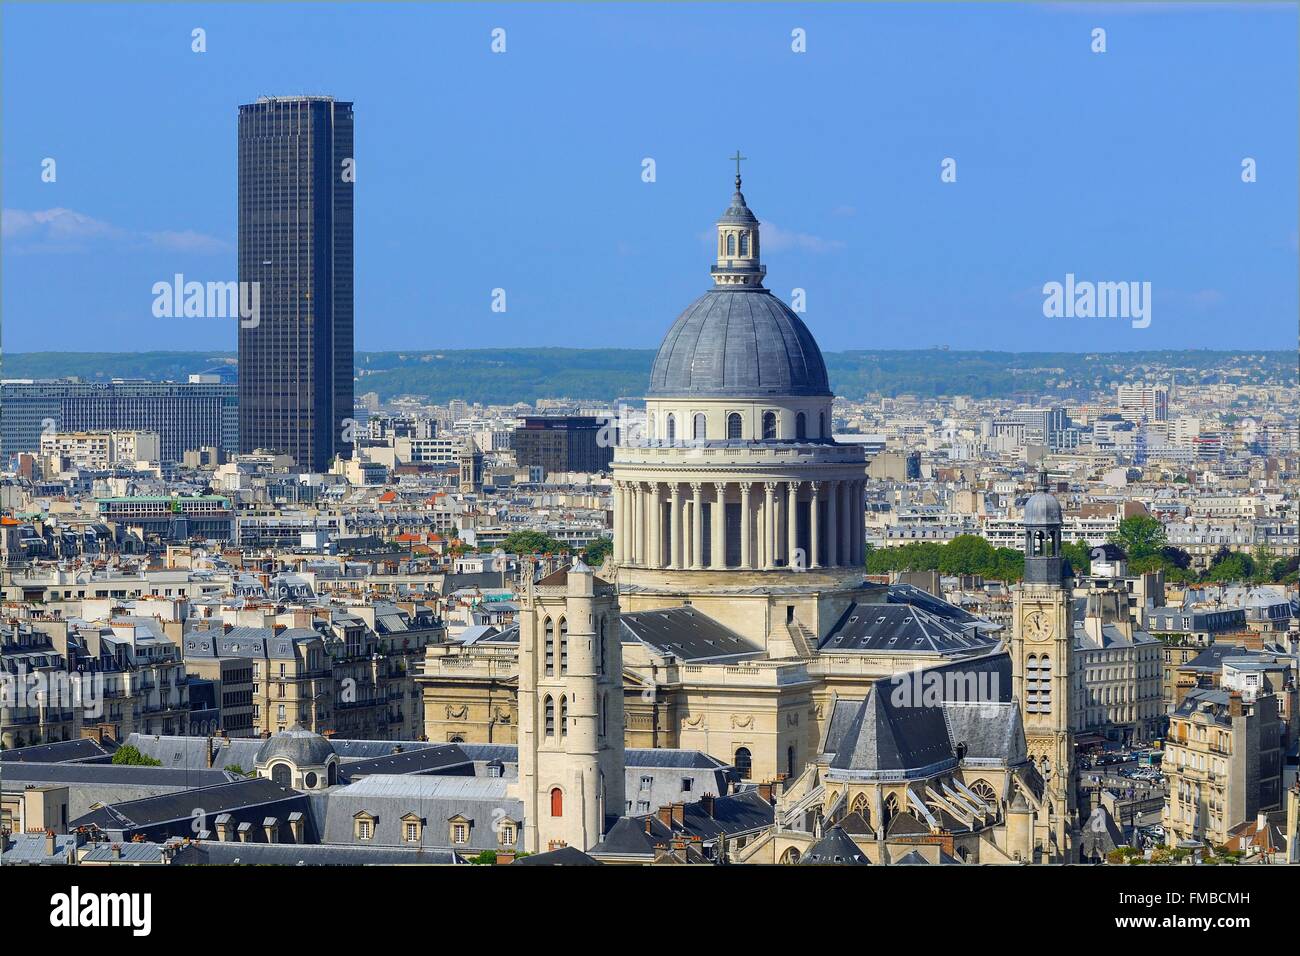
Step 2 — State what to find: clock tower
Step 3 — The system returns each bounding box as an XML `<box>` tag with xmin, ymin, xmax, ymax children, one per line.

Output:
<box><xmin>1010</xmin><ymin>469</ymin><xmax>1078</xmax><ymax>862</ymax></box>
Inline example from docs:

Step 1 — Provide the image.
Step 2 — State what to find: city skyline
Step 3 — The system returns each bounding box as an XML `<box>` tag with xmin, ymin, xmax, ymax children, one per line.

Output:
<box><xmin>3</xmin><ymin>2</ymin><xmax>1297</xmax><ymax>356</ymax></box>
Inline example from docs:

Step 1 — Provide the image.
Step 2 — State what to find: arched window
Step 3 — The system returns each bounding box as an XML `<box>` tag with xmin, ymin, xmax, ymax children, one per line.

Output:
<box><xmin>727</xmin><ymin>412</ymin><xmax>743</xmax><ymax>439</ymax></box>
<box><xmin>550</xmin><ymin>787</ymin><xmax>563</xmax><ymax>817</ymax></box>
<box><xmin>666</xmin><ymin>414</ymin><xmax>676</xmax><ymax>443</ymax></box>
<box><xmin>544</xmin><ymin>618</ymin><xmax>554</xmax><ymax>675</ymax></box>
<box><xmin>819</xmin><ymin>411</ymin><xmax>826</xmax><ymax>438</ymax></box>
<box><xmin>598</xmin><ymin>618</ymin><xmax>606</xmax><ymax>674</ymax></box>
<box><xmin>796</xmin><ymin>412</ymin><xmax>807</xmax><ymax>440</ymax></box>
<box><xmin>734</xmin><ymin>747</ymin><xmax>753</xmax><ymax>779</ymax></box>
<box><xmin>883</xmin><ymin>792</ymin><xmax>900</xmax><ymax>829</ymax></box>
<box><xmin>544</xmin><ymin>695</ymin><xmax>555</xmax><ymax>736</ymax></box>
<box><xmin>560</xmin><ymin>696</ymin><xmax>568</xmax><ymax>737</ymax></box>
<box><xmin>327</xmin><ymin>762</ymin><xmax>337</xmax><ymax>786</ymax></box>
<box><xmin>762</xmin><ymin>412</ymin><xmax>777</xmax><ymax>440</ymax></box>
<box><xmin>693</xmin><ymin>413</ymin><xmax>706</xmax><ymax>440</ymax></box>
<box><xmin>739</xmin><ymin>232</ymin><xmax>749</xmax><ymax>256</ymax></box>
<box><xmin>850</xmin><ymin>792</ymin><xmax>870</xmax><ymax>819</ymax></box>
<box><xmin>970</xmin><ymin>779</ymin><xmax>998</xmax><ymax>807</ymax></box>
<box><xmin>559</xmin><ymin>618</ymin><xmax>569</xmax><ymax>673</ymax></box>
<box><xmin>726</xmin><ymin>234</ymin><xmax>736</xmax><ymax>256</ymax></box>
<box><xmin>271</xmin><ymin>763</ymin><xmax>291</xmax><ymax>787</ymax></box>
<box><xmin>787</xmin><ymin>745</ymin><xmax>797</xmax><ymax>777</ymax></box>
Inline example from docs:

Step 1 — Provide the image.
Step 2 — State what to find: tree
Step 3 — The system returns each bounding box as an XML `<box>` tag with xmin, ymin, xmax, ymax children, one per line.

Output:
<box><xmin>111</xmin><ymin>745</ymin><xmax>162</xmax><ymax>767</ymax></box>
<box><xmin>582</xmin><ymin>537</ymin><xmax>614</xmax><ymax>566</ymax></box>
<box><xmin>938</xmin><ymin>535</ymin><xmax>994</xmax><ymax>575</ymax></box>
<box><xmin>1110</xmin><ymin>515</ymin><xmax>1166</xmax><ymax>559</ymax></box>
<box><xmin>1061</xmin><ymin>539</ymin><xmax>1093</xmax><ymax>577</ymax></box>
<box><xmin>501</xmin><ymin>531</ymin><xmax>570</xmax><ymax>555</ymax></box>
<box><xmin>1206</xmin><ymin>551</ymin><xmax>1254</xmax><ymax>583</ymax></box>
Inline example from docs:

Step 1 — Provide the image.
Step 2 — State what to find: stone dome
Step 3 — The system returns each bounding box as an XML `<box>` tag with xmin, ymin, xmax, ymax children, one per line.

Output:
<box><xmin>647</xmin><ymin>289</ymin><xmax>831</xmax><ymax>398</ymax></box>
<box><xmin>255</xmin><ymin>725</ymin><xmax>335</xmax><ymax>768</ymax></box>
<box><xmin>1023</xmin><ymin>491</ymin><xmax>1062</xmax><ymax>527</ymax></box>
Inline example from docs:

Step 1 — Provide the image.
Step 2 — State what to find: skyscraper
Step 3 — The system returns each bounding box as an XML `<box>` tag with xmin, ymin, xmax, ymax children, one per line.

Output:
<box><xmin>238</xmin><ymin>95</ymin><xmax>354</xmax><ymax>472</ymax></box>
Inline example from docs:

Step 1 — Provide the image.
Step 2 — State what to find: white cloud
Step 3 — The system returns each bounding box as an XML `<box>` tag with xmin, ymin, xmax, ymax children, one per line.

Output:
<box><xmin>761</xmin><ymin>222</ymin><xmax>844</xmax><ymax>253</ymax></box>
<box><xmin>2</xmin><ymin>207</ymin><xmax>228</xmax><ymax>253</ymax></box>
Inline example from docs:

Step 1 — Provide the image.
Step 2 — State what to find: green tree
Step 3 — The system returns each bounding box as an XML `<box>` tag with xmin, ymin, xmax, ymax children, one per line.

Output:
<box><xmin>1109</xmin><ymin>515</ymin><xmax>1166</xmax><ymax>559</ymax></box>
<box><xmin>502</xmin><ymin>531</ymin><xmax>570</xmax><ymax>555</ymax></box>
<box><xmin>582</xmin><ymin>537</ymin><xmax>614</xmax><ymax>567</ymax></box>
<box><xmin>939</xmin><ymin>535</ymin><xmax>994</xmax><ymax>575</ymax></box>
<box><xmin>1060</xmin><ymin>539</ymin><xmax>1093</xmax><ymax>577</ymax></box>
<box><xmin>111</xmin><ymin>745</ymin><xmax>162</xmax><ymax>767</ymax></box>
<box><xmin>1206</xmin><ymin>551</ymin><xmax>1254</xmax><ymax>583</ymax></box>
<box><xmin>985</xmin><ymin>547</ymin><xmax>1025</xmax><ymax>582</ymax></box>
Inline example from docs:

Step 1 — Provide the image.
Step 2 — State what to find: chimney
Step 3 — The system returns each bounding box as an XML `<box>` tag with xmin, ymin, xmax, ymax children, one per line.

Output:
<box><xmin>699</xmin><ymin>794</ymin><xmax>716</xmax><ymax>818</ymax></box>
<box><xmin>671</xmin><ymin>803</ymin><xmax>685</xmax><ymax>826</ymax></box>
<box><xmin>111</xmin><ymin>844</ymin><xmax>122</xmax><ymax>860</ymax></box>
<box><xmin>657</xmin><ymin>805</ymin><xmax>674</xmax><ymax>828</ymax></box>
<box><xmin>643</xmin><ymin>816</ymin><xmax>655</xmax><ymax>835</ymax></box>
<box><xmin>1229</xmin><ymin>692</ymin><xmax>1244</xmax><ymax>718</ymax></box>
<box><xmin>207</xmin><ymin>736</ymin><xmax>215</xmax><ymax>768</ymax></box>
<box><xmin>44</xmin><ymin>829</ymin><xmax>56</xmax><ymax>857</ymax></box>
<box><xmin>757</xmin><ymin>782</ymin><xmax>774</xmax><ymax>803</ymax></box>
<box><xmin>495</xmin><ymin>850</ymin><xmax>516</xmax><ymax>865</ymax></box>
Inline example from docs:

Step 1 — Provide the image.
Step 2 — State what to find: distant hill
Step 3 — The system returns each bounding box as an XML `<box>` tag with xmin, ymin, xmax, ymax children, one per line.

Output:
<box><xmin>2</xmin><ymin>348</ymin><xmax>1290</xmax><ymax>404</ymax></box>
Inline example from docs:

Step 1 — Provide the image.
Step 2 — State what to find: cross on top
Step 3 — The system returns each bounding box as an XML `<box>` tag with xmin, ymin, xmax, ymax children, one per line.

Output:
<box><xmin>730</xmin><ymin>150</ymin><xmax>746</xmax><ymax>186</ymax></box>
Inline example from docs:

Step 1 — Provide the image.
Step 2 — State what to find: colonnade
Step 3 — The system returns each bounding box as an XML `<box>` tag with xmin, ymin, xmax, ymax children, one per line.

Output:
<box><xmin>612</xmin><ymin>478</ymin><xmax>865</xmax><ymax>571</ymax></box>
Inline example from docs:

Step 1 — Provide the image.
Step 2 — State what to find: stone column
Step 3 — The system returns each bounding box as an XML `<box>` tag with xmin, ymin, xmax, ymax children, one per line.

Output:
<box><xmin>786</xmin><ymin>480</ymin><xmax>799</xmax><ymax>569</ymax></box>
<box><xmin>850</xmin><ymin>480</ymin><xmax>862</xmax><ymax>565</ymax></box>
<box><xmin>809</xmin><ymin>481</ymin><xmax>821</xmax><ymax>569</ymax></box>
<box><xmin>712</xmin><ymin>482</ymin><xmax>726</xmax><ymax>569</ymax></box>
<box><xmin>648</xmin><ymin>482</ymin><xmax>661</xmax><ymax>568</ymax></box>
<box><xmin>690</xmin><ymin>483</ymin><xmax>704</xmax><ymax>570</ymax></box>
<box><xmin>632</xmin><ymin>483</ymin><xmax>644</xmax><ymax>566</ymax></box>
<box><xmin>763</xmin><ymin>482</ymin><xmax>777</xmax><ymax>570</ymax></box>
<box><xmin>613</xmin><ymin>482</ymin><xmax>624</xmax><ymax>564</ymax></box>
<box><xmin>669</xmin><ymin>483</ymin><xmax>682</xmax><ymax>569</ymax></box>
<box><xmin>841</xmin><ymin>481</ymin><xmax>853</xmax><ymax>566</ymax></box>
<box><xmin>826</xmin><ymin>479</ymin><xmax>838</xmax><ymax>568</ymax></box>
<box><xmin>740</xmin><ymin>482</ymin><xmax>752</xmax><ymax>569</ymax></box>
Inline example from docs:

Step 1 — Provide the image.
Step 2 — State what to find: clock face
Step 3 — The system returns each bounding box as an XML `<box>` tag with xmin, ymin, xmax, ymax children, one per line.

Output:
<box><xmin>1023</xmin><ymin>610</ymin><xmax>1053</xmax><ymax>642</ymax></box>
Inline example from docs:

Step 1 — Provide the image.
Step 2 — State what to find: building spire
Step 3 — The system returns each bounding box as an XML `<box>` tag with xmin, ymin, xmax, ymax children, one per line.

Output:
<box><xmin>712</xmin><ymin>153</ymin><xmax>765</xmax><ymax>289</ymax></box>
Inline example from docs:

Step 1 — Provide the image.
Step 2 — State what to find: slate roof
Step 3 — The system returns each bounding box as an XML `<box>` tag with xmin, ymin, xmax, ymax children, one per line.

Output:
<box><xmin>819</xmin><ymin>601</ymin><xmax>998</xmax><ymax>655</ymax></box>
<box><xmin>254</xmin><ymin>726</ymin><xmax>337</xmax><ymax>767</ymax></box>
<box><xmin>0</xmin><ymin>737</ymin><xmax>116</xmax><ymax>764</ymax></box>
<box><xmin>621</xmin><ymin>606</ymin><xmax>763</xmax><ymax>662</ymax></box>
<box><xmin>0</xmin><ymin>762</ymin><xmax>235</xmax><ymax>790</ymax></box>
<box><xmin>123</xmin><ymin>733</ymin><xmax>265</xmax><ymax>772</ymax></box>
<box><xmin>647</xmin><ymin>289</ymin><xmax>831</xmax><ymax>398</ymax></box>
<box><xmin>1</xmin><ymin>831</ymin><xmax>80</xmax><ymax>864</ymax></box>
<box><xmin>512</xmin><ymin>846</ymin><xmax>601</xmax><ymax>866</ymax></box>
<box><xmin>799</xmin><ymin>825</ymin><xmax>870</xmax><ymax>864</ymax></box>
<box><xmin>1080</xmin><ymin>805</ymin><xmax>1127</xmax><ymax>859</ymax></box>
<box><xmin>337</xmin><ymin>744</ymin><xmax>474</xmax><ymax>781</ymax></box>
<box><xmin>71</xmin><ymin>777</ymin><xmax>313</xmax><ymax>842</ymax></box>
<box><xmin>827</xmin><ymin>654</ymin><xmax>1021</xmax><ymax>779</ymax></box>
<box><xmin>193</xmin><ymin>842</ymin><xmax>461</xmax><ymax>866</ymax></box>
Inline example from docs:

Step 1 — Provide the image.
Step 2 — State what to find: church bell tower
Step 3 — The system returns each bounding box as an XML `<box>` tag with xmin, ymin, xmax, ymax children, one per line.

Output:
<box><xmin>1010</xmin><ymin>468</ymin><xmax>1078</xmax><ymax>862</ymax></box>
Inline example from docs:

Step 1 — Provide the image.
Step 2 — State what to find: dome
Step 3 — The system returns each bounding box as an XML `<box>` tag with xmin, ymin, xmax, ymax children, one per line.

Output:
<box><xmin>647</xmin><ymin>289</ymin><xmax>831</xmax><ymax>398</ymax></box>
<box><xmin>1023</xmin><ymin>491</ymin><xmax>1062</xmax><ymax>527</ymax></box>
<box><xmin>255</xmin><ymin>725</ymin><xmax>335</xmax><ymax>768</ymax></box>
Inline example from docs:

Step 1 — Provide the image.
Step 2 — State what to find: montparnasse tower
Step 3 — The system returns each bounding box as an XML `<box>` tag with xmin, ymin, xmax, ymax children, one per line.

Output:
<box><xmin>610</xmin><ymin>156</ymin><xmax>870</xmax><ymax>659</ymax></box>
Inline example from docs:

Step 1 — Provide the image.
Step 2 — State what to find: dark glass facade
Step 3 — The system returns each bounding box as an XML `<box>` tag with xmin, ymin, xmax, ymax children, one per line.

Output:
<box><xmin>238</xmin><ymin>96</ymin><xmax>353</xmax><ymax>472</ymax></box>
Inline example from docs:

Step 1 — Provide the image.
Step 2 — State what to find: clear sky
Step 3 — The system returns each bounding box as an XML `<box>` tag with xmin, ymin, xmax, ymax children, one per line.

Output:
<box><xmin>3</xmin><ymin>1</ymin><xmax>1297</xmax><ymax>354</ymax></box>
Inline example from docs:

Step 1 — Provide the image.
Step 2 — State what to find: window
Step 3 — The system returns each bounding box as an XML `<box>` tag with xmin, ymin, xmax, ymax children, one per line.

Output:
<box><xmin>666</xmin><ymin>414</ymin><xmax>676</xmax><ymax>443</ymax></box>
<box><xmin>796</xmin><ymin>412</ymin><xmax>806</xmax><ymax>440</ymax></box>
<box><xmin>271</xmin><ymin>763</ymin><xmax>291</xmax><ymax>787</ymax></box>
<box><xmin>598</xmin><ymin>618</ymin><xmax>606</xmax><ymax>675</ymax></box>
<box><xmin>559</xmin><ymin>618</ymin><xmax>568</xmax><ymax>674</ymax></box>
<box><xmin>600</xmin><ymin>692</ymin><xmax>608</xmax><ymax>737</ymax></box>
<box><xmin>402</xmin><ymin>815</ymin><xmax>423</xmax><ymax>842</ymax></box>
<box><xmin>550</xmin><ymin>788</ymin><xmax>564</xmax><ymax>817</ymax></box>
<box><xmin>762</xmin><ymin>412</ymin><xmax>777</xmax><ymax>440</ymax></box>
<box><xmin>544</xmin><ymin>695</ymin><xmax>555</xmax><ymax>736</ymax></box>
<box><xmin>693</xmin><ymin>413</ymin><xmax>707</xmax><ymax>440</ymax></box>
<box><xmin>499</xmin><ymin>821</ymin><xmax>517</xmax><ymax>846</ymax></box>
<box><xmin>354</xmin><ymin>815</ymin><xmax>375</xmax><ymax>841</ymax></box>
<box><xmin>727</xmin><ymin>413</ymin><xmax>743</xmax><ymax>439</ymax></box>
<box><xmin>682</xmin><ymin>777</ymin><xmax>693</xmax><ymax>793</ymax></box>
<box><xmin>735</xmin><ymin>747</ymin><xmax>753</xmax><ymax>779</ymax></box>
<box><xmin>739</xmin><ymin>232</ymin><xmax>749</xmax><ymax>256</ymax></box>
<box><xmin>452</xmin><ymin>822</ymin><xmax>468</xmax><ymax>844</ymax></box>
<box><xmin>544</xmin><ymin>618</ymin><xmax>554</xmax><ymax>675</ymax></box>
<box><xmin>561</xmin><ymin>696</ymin><xmax>569</xmax><ymax>737</ymax></box>
<box><xmin>640</xmin><ymin>775</ymin><xmax>654</xmax><ymax>790</ymax></box>
<box><xmin>727</xmin><ymin>234</ymin><xmax>736</xmax><ymax>256</ymax></box>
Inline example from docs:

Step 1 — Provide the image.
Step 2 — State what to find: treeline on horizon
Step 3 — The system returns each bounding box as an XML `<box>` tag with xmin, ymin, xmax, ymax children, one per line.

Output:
<box><xmin>2</xmin><ymin>348</ymin><xmax>1289</xmax><ymax>406</ymax></box>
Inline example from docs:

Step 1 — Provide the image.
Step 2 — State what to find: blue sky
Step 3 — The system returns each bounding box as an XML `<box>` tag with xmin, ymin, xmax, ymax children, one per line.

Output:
<box><xmin>3</xmin><ymin>1</ymin><xmax>1297</xmax><ymax>354</ymax></box>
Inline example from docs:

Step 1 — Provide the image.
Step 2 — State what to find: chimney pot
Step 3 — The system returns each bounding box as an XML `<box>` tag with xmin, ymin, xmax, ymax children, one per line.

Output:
<box><xmin>657</xmin><ymin>805</ymin><xmax>674</xmax><ymax>828</ymax></box>
<box><xmin>671</xmin><ymin>803</ymin><xmax>685</xmax><ymax>826</ymax></box>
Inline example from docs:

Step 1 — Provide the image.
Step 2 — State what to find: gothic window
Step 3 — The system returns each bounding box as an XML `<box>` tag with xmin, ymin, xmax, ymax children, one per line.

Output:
<box><xmin>666</xmin><ymin>414</ymin><xmax>676</xmax><ymax>443</ymax></box>
<box><xmin>727</xmin><ymin>412</ymin><xmax>743</xmax><ymax>439</ymax></box>
<box><xmin>544</xmin><ymin>695</ymin><xmax>555</xmax><ymax>736</ymax></box>
<box><xmin>550</xmin><ymin>788</ymin><xmax>564</xmax><ymax>817</ymax></box>
<box><xmin>727</xmin><ymin>234</ymin><xmax>736</xmax><ymax>256</ymax></box>
<box><xmin>970</xmin><ymin>779</ymin><xmax>998</xmax><ymax>807</ymax></box>
<box><xmin>734</xmin><ymin>747</ymin><xmax>753</xmax><ymax>779</ymax></box>
<box><xmin>883</xmin><ymin>792</ymin><xmax>900</xmax><ymax>829</ymax></box>
<box><xmin>739</xmin><ymin>232</ymin><xmax>749</xmax><ymax>256</ymax></box>
<box><xmin>560</xmin><ymin>696</ymin><xmax>568</xmax><ymax>737</ymax></box>
<box><xmin>560</xmin><ymin>618</ymin><xmax>569</xmax><ymax>673</ymax></box>
<box><xmin>544</xmin><ymin>618</ymin><xmax>554</xmax><ymax>675</ymax></box>
<box><xmin>693</xmin><ymin>413</ymin><xmax>707</xmax><ymax>440</ymax></box>
<box><xmin>796</xmin><ymin>412</ymin><xmax>807</xmax><ymax>440</ymax></box>
<box><xmin>850</xmin><ymin>793</ymin><xmax>870</xmax><ymax>819</ymax></box>
<box><xmin>1038</xmin><ymin>655</ymin><xmax>1053</xmax><ymax>714</ymax></box>
<box><xmin>762</xmin><ymin>412</ymin><xmax>777</xmax><ymax>440</ymax></box>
